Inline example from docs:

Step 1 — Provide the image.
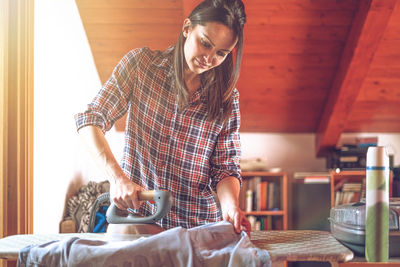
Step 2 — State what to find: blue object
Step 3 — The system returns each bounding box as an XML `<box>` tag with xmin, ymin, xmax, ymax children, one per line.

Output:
<box><xmin>94</xmin><ymin>206</ymin><xmax>109</xmax><ymax>233</ymax></box>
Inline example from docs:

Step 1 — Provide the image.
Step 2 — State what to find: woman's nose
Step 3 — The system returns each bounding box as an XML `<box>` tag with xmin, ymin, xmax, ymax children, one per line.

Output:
<box><xmin>203</xmin><ymin>53</ymin><xmax>214</xmax><ymax>65</ymax></box>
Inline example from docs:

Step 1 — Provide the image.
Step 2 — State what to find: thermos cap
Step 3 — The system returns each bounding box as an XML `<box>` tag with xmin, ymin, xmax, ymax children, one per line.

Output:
<box><xmin>366</xmin><ymin>146</ymin><xmax>389</xmax><ymax>167</ymax></box>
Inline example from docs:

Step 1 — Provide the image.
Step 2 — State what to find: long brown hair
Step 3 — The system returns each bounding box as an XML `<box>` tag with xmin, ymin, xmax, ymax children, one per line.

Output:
<box><xmin>173</xmin><ymin>0</ymin><xmax>246</xmax><ymax>123</ymax></box>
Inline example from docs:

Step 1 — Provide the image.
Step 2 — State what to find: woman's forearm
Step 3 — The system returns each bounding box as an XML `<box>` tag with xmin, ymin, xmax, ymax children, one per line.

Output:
<box><xmin>216</xmin><ymin>176</ymin><xmax>251</xmax><ymax>235</ymax></box>
<box><xmin>78</xmin><ymin>125</ymin><xmax>142</xmax><ymax>210</ymax></box>
<box><xmin>77</xmin><ymin>125</ymin><xmax>125</xmax><ymax>182</ymax></box>
<box><xmin>216</xmin><ymin>176</ymin><xmax>240</xmax><ymax>209</ymax></box>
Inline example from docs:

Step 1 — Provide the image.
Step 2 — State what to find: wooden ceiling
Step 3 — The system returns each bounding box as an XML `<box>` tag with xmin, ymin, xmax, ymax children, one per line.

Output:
<box><xmin>76</xmin><ymin>0</ymin><xmax>400</xmax><ymax>156</ymax></box>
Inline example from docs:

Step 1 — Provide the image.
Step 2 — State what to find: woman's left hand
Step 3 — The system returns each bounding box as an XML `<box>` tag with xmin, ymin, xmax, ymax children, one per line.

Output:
<box><xmin>221</xmin><ymin>203</ymin><xmax>252</xmax><ymax>237</ymax></box>
<box><xmin>216</xmin><ymin>176</ymin><xmax>252</xmax><ymax>236</ymax></box>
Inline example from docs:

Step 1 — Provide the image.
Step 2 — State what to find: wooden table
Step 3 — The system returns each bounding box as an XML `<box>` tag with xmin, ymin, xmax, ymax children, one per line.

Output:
<box><xmin>339</xmin><ymin>256</ymin><xmax>400</xmax><ymax>266</ymax></box>
<box><xmin>1</xmin><ymin>230</ymin><xmax>353</xmax><ymax>266</ymax></box>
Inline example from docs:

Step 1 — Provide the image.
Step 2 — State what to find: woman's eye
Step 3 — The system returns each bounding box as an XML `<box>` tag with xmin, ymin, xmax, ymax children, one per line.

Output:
<box><xmin>200</xmin><ymin>39</ymin><xmax>211</xmax><ymax>48</ymax></box>
<box><xmin>217</xmin><ymin>51</ymin><xmax>227</xmax><ymax>57</ymax></box>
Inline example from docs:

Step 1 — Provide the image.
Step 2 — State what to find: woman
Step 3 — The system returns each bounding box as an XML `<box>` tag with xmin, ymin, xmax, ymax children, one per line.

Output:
<box><xmin>75</xmin><ymin>0</ymin><xmax>250</xmax><ymax>235</ymax></box>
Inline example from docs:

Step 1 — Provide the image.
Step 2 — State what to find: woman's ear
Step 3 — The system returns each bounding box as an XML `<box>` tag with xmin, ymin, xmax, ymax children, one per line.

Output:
<box><xmin>182</xmin><ymin>18</ymin><xmax>191</xmax><ymax>38</ymax></box>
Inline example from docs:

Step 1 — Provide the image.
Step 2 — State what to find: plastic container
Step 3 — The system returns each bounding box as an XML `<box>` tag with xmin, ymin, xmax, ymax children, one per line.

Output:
<box><xmin>329</xmin><ymin>198</ymin><xmax>400</xmax><ymax>257</ymax></box>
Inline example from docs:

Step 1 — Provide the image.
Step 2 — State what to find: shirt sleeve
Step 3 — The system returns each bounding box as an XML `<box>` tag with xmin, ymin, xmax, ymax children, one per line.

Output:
<box><xmin>210</xmin><ymin>88</ymin><xmax>242</xmax><ymax>192</ymax></box>
<box><xmin>74</xmin><ymin>48</ymin><xmax>145</xmax><ymax>134</ymax></box>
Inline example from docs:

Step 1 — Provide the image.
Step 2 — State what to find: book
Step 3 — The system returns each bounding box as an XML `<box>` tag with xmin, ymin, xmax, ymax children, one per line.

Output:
<box><xmin>259</xmin><ymin>181</ymin><xmax>268</xmax><ymax>211</ymax></box>
<box><xmin>272</xmin><ymin>182</ymin><xmax>281</xmax><ymax>210</ymax></box>
<box><xmin>356</xmin><ymin>137</ymin><xmax>378</xmax><ymax>147</ymax></box>
<box><xmin>245</xmin><ymin>189</ymin><xmax>253</xmax><ymax>212</ymax></box>
<box><xmin>335</xmin><ymin>182</ymin><xmax>364</xmax><ymax>205</ymax></box>
<box><xmin>267</xmin><ymin>182</ymin><xmax>280</xmax><ymax>210</ymax></box>
<box><xmin>239</xmin><ymin>179</ymin><xmax>248</xmax><ymax>210</ymax></box>
<box><xmin>254</xmin><ymin>176</ymin><xmax>261</xmax><ymax>211</ymax></box>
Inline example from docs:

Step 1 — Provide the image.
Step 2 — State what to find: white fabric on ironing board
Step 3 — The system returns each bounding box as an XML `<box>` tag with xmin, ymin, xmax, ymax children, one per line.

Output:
<box><xmin>18</xmin><ymin>221</ymin><xmax>271</xmax><ymax>267</ymax></box>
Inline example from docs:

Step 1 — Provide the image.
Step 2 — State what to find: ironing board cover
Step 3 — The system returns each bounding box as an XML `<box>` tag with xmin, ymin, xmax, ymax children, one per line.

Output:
<box><xmin>0</xmin><ymin>230</ymin><xmax>353</xmax><ymax>263</ymax></box>
<box><xmin>251</xmin><ymin>230</ymin><xmax>353</xmax><ymax>262</ymax></box>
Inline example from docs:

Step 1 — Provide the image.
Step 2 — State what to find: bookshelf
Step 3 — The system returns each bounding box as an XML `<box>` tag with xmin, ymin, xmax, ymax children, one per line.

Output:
<box><xmin>330</xmin><ymin>170</ymin><xmax>393</xmax><ymax>207</ymax></box>
<box><xmin>239</xmin><ymin>171</ymin><xmax>288</xmax><ymax>230</ymax></box>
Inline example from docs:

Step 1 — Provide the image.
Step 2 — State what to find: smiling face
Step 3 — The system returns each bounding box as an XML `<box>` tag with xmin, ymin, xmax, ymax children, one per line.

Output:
<box><xmin>182</xmin><ymin>20</ymin><xmax>238</xmax><ymax>76</ymax></box>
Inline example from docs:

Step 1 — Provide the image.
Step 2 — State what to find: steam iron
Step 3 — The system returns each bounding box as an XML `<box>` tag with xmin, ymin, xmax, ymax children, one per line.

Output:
<box><xmin>105</xmin><ymin>190</ymin><xmax>173</xmax><ymax>238</ymax></box>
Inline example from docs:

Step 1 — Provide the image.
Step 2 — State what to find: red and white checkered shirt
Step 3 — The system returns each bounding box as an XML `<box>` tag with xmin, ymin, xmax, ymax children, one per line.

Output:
<box><xmin>75</xmin><ymin>47</ymin><xmax>242</xmax><ymax>229</ymax></box>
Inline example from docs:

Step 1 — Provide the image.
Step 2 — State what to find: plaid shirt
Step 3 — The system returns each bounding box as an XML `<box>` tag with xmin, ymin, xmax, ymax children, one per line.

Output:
<box><xmin>75</xmin><ymin>47</ymin><xmax>242</xmax><ymax>229</ymax></box>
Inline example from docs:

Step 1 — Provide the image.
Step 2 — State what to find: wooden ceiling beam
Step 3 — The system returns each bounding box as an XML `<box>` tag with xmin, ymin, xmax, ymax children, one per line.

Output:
<box><xmin>315</xmin><ymin>0</ymin><xmax>396</xmax><ymax>157</ymax></box>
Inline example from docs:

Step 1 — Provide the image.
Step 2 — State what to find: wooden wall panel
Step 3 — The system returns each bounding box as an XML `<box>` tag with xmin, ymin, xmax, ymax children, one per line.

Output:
<box><xmin>243</xmin><ymin>0</ymin><xmax>359</xmax><ymax>11</ymax></box>
<box><xmin>76</xmin><ymin>0</ymin><xmax>184</xmax><ymax>130</ymax></box>
<box><xmin>247</xmin><ymin>10</ymin><xmax>355</xmax><ymax>26</ymax></box>
<box><xmin>77</xmin><ymin>9</ymin><xmax>182</xmax><ymax>24</ymax></box>
<box><xmin>76</xmin><ymin>0</ymin><xmax>180</xmax><ymax>9</ymax></box>
<box><xmin>245</xmin><ymin>25</ymin><xmax>350</xmax><ymax>41</ymax></box>
<box><xmin>240</xmin><ymin>99</ymin><xmax>323</xmax><ymax>132</ymax></box>
<box><xmin>76</xmin><ymin>0</ymin><xmax>400</xmax><ymax>152</ymax></box>
<box><xmin>76</xmin><ymin>0</ymin><xmax>183</xmax><ymax>84</ymax></box>
<box><xmin>238</xmin><ymin>0</ymin><xmax>357</xmax><ymax>133</ymax></box>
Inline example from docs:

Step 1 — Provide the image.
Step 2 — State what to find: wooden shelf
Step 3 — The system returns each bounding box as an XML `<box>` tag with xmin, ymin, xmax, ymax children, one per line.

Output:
<box><xmin>245</xmin><ymin>210</ymin><xmax>285</xmax><ymax>216</ymax></box>
<box><xmin>240</xmin><ymin>171</ymin><xmax>288</xmax><ymax>230</ymax></box>
<box><xmin>330</xmin><ymin>170</ymin><xmax>393</xmax><ymax>207</ymax></box>
<box><xmin>242</xmin><ymin>171</ymin><xmax>287</xmax><ymax>177</ymax></box>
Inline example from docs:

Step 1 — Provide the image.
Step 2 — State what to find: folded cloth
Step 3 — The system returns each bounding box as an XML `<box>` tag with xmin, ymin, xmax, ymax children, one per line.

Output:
<box><xmin>18</xmin><ymin>221</ymin><xmax>271</xmax><ymax>267</ymax></box>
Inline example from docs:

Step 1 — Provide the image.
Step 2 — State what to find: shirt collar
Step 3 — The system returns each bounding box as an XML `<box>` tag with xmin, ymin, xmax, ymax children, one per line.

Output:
<box><xmin>152</xmin><ymin>46</ymin><xmax>174</xmax><ymax>77</ymax></box>
<box><xmin>152</xmin><ymin>46</ymin><xmax>207</xmax><ymax>105</ymax></box>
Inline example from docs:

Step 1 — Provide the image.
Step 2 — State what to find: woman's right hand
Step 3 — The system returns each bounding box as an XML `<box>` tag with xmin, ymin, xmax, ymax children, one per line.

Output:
<box><xmin>110</xmin><ymin>175</ymin><xmax>143</xmax><ymax>211</ymax></box>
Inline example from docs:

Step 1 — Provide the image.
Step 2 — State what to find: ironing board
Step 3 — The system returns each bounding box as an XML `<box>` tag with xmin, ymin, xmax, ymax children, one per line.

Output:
<box><xmin>251</xmin><ymin>230</ymin><xmax>353</xmax><ymax>267</ymax></box>
<box><xmin>0</xmin><ymin>230</ymin><xmax>353</xmax><ymax>266</ymax></box>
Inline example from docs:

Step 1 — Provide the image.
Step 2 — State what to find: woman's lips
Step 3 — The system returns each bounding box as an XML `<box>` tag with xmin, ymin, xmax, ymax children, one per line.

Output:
<box><xmin>196</xmin><ymin>58</ymin><xmax>210</xmax><ymax>69</ymax></box>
